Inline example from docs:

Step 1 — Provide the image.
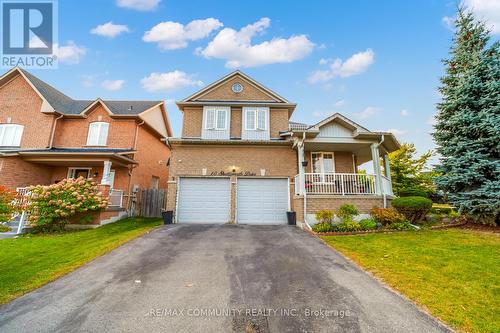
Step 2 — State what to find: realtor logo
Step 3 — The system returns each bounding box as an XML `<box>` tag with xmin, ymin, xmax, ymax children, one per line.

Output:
<box><xmin>1</xmin><ymin>0</ymin><xmax>58</xmax><ymax>68</ymax></box>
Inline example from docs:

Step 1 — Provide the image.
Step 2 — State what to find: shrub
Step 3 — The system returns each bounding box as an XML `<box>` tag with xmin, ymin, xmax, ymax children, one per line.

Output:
<box><xmin>333</xmin><ymin>218</ymin><xmax>362</xmax><ymax>232</ymax></box>
<box><xmin>388</xmin><ymin>221</ymin><xmax>414</xmax><ymax>231</ymax></box>
<box><xmin>0</xmin><ymin>185</ymin><xmax>18</xmax><ymax>223</ymax></box>
<box><xmin>430</xmin><ymin>204</ymin><xmax>456</xmax><ymax>215</ymax></box>
<box><xmin>398</xmin><ymin>186</ymin><xmax>429</xmax><ymax>198</ymax></box>
<box><xmin>0</xmin><ymin>224</ymin><xmax>11</xmax><ymax>232</ymax></box>
<box><xmin>28</xmin><ymin>177</ymin><xmax>108</xmax><ymax>232</ymax></box>
<box><xmin>312</xmin><ymin>222</ymin><xmax>335</xmax><ymax>233</ymax></box>
<box><xmin>392</xmin><ymin>196</ymin><xmax>433</xmax><ymax>223</ymax></box>
<box><xmin>337</xmin><ymin>204</ymin><xmax>359</xmax><ymax>219</ymax></box>
<box><xmin>370</xmin><ymin>207</ymin><xmax>407</xmax><ymax>226</ymax></box>
<box><xmin>315</xmin><ymin>210</ymin><xmax>334</xmax><ymax>224</ymax></box>
<box><xmin>358</xmin><ymin>218</ymin><xmax>377</xmax><ymax>230</ymax></box>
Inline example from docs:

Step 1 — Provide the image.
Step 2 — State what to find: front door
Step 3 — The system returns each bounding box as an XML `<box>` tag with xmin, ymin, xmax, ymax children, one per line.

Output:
<box><xmin>311</xmin><ymin>152</ymin><xmax>335</xmax><ymax>182</ymax></box>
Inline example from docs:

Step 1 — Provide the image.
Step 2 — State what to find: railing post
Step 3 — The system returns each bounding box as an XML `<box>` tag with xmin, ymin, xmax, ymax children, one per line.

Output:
<box><xmin>340</xmin><ymin>174</ymin><xmax>345</xmax><ymax>195</ymax></box>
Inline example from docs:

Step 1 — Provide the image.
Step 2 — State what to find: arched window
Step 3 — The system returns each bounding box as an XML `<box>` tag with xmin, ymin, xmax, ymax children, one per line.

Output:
<box><xmin>0</xmin><ymin>124</ymin><xmax>24</xmax><ymax>147</ymax></box>
<box><xmin>86</xmin><ymin>122</ymin><xmax>109</xmax><ymax>146</ymax></box>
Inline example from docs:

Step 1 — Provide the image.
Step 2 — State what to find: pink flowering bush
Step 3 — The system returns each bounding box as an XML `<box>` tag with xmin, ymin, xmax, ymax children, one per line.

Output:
<box><xmin>28</xmin><ymin>177</ymin><xmax>108</xmax><ymax>231</ymax></box>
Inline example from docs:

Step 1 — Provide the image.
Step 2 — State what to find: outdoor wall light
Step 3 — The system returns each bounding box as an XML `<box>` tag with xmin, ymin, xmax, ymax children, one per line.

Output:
<box><xmin>93</xmin><ymin>171</ymin><xmax>99</xmax><ymax>178</ymax></box>
<box><xmin>302</xmin><ymin>161</ymin><xmax>308</xmax><ymax>167</ymax></box>
<box><xmin>232</xmin><ymin>166</ymin><xmax>237</xmax><ymax>172</ymax></box>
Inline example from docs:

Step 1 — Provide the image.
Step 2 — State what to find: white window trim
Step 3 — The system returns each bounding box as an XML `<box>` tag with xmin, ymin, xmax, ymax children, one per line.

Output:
<box><xmin>311</xmin><ymin>152</ymin><xmax>336</xmax><ymax>174</ymax></box>
<box><xmin>204</xmin><ymin>106</ymin><xmax>229</xmax><ymax>131</ymax></box>
<box><xmin>0</xmin><ymin>124</ymin><xmax>24</xmax><ymax>147</ymax></box>
<box><xmin>67</xmin><ymin>167</ymin><xmax>92</xmax><ymax>179</ymax></box>
<box><xmin>86</xmin><ymin>122</ymin><xmax>109</xmax><ymax>146</ymax></box>
<box><xmin>243</xmin><ymin>107</ymin><xmax>268</xmax><ymax>131</ymax></box>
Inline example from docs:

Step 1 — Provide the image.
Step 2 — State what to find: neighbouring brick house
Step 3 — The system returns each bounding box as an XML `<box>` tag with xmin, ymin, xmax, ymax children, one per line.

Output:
<box><xmin>0</xmin><ymin>67</ymin><xmax>172</xmax><ymax>224</ymax></box>
<box><xmin>166</xmin><ymin>71</ymin><xmax>400</xmax><ymax>226</ymax></box>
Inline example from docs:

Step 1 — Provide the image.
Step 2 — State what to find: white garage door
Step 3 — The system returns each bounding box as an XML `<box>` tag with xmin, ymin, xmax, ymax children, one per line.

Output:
<box><xmin>177</xmin><ymin>178</ymin><xmax>230</xmax><ymax>224</ymax></box>
<box><xmin>237</xmin><ymin>178</ymin><xmax>289</xmax><ymax>225</ymax></box>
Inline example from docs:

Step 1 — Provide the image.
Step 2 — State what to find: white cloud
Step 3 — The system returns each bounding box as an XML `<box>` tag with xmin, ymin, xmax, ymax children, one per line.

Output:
<box><xmin>102</xmin><ymin>80</ymin><xmax>125</xmax><ymax>91</ymax></box>
<box><xmin>116</xmin><ymin>0</ymin><xmax>160</xmax><ymax>11</ymax></box>
<box><xmin>55</xmin><ymin>42</ymin><xmax>86</xmax><ymax>64</ymax></box>
<box><xmin>308</xmin><ymin>49</ymin><xmax>375</xmax><ymax>84</ymax></box>
<box><xmin>463</xmin><ymin>0</ymin><xmax>500</xmax><ymax>34</ymax></box>
<box><xmin>442</xmin><ymin>16</ymin><xmax>455</xmax><ymax>31</ymax></box>
<box><xmin>334</xmin><ymin>99</ymin><xmax>346</xmax><ymax>108</ymax></box>
<box><xmin>91</xmin><ymin>22</ymin><xmax>130</xmax><ymax>38</ymax></box>
<box><xmin>141</xmin><ymin>71</ymin><xmax>203</xmax><ymax>92</ymax></box>
<box><xmin>355</xmin><ymin>106</ymin><xmax>380</xmax><ymax>119</ymax></box>
<box><xmin>427</xmin><ymin>114</ymin><xmax>438</xmax><ymax>126</ymax></box>
<box><xmin>143</xmin><ymin>18</ymin><xmax>223</xmax><ymax>50</ymax></box>
<box><xmin>198</xmin><ymin>17</ymin><xmax>315</xmax><ymax>68</ymax></box>
<box><xmin>319</xmin><ymin>58</ymin><xmax>328</xmax><ymax>65</ymax></box>
<box><xmin>381</xmin><ymin>128</ymin><xmax>407</xmax><ymax>136</ymax></box>
<box><xmin>400</xmin><ymin>109</ymin><xmax>410</xmax><ymax>116</ymax></box>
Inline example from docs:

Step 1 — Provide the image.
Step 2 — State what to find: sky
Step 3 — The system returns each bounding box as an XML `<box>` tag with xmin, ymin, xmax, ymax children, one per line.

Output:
<box><xmin>17</xmin><ymin>0</ymin><xmax>500</xmax><ymax>161</ymax></box>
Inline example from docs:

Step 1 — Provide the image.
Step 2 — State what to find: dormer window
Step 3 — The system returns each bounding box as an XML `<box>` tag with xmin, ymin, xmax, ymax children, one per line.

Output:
<box><xmin>244</xmin><ymin>107</ymin><xmax>267</xmax><ymax>131</ymax></box>
<box><xmin>0</xmin><ymin>124</ymin><xmax>23</xmax><ymax>147</ymax></box>
<box><xmin>86</xmin><ymin>122</ymin><xmax>109</xmax><ymax>146</ymax></box>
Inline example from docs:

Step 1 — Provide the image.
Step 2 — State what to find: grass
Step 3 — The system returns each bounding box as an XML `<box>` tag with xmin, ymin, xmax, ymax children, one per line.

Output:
<box><xmin>321</xmin><ymin>229</ymin><xmax>500</xmax><ymax>333</ymax></box>
<box><xmin>0</xmin><ymin>217</ymin><xmax>162</xmax><ymax>304</ymax></box>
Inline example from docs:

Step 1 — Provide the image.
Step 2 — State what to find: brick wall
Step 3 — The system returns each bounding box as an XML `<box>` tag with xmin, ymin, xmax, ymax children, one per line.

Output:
<box><xmin>0</xmin><ymin>74</ymin><xmax>55</xmax><ymax>148</ymax></box>
<box><xmin>131</xmin><ymin>125</ymin><xmax>170</xmax><ymax>190</ymax></box>
<box><xmin>194</xmin><ymin>75</ymin><xmax>276</xmax><ymax>101</ymax></box>
<box><xmin>230</xmin><ymin>107</ymin><xmax>242</xmax><ymax>138</ymax></box>
<box><xmin>169</xmin><ymin>144</ymin><xmax>297</xmax><ymax>178</ymax></box>
<box><xmin>181</xmin><ymin>106</ymin><xmax>203</xmax><ymax>138</ymax></box>
<box><xmin>270</xmin><ymin>108</ymin><xmax>289</xmax><ymax>138</ymax></box>
<box><xmin>53</xmin><ymin>105</ymin><xmax>136</xmax><ymax>148</ymax></box>
<box><xmin>305</xmin><ymin>196</ymin><xmax>388</xmax><ymax>214</ymax></box>
<box><xmin>0</xmin><ymin>156</ymin><xmax>52</xmax><ymax>188</ymax></box>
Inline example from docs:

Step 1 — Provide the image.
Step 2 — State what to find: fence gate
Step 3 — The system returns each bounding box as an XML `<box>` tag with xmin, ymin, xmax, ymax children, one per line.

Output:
<box><xmin>139</xmin><ymin>189</ymin><xmax>167</xmax><ymax>217</ymax></box>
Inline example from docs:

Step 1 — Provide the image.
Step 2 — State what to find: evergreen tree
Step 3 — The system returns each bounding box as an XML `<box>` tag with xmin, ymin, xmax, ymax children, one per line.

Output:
<box><xmin>433</xmin><ymin>7</ymin><xmax>500</xmax><ymax>225</ymax></box>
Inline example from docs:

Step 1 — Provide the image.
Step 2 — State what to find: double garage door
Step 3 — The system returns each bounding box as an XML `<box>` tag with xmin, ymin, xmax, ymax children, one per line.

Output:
<box><xmin>176</xmin><ymin>178</ymin><xmax>289</xmax><ymax>225</ymax></box>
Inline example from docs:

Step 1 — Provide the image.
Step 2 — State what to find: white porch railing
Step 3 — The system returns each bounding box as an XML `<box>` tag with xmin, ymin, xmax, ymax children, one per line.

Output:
<box><xmin>295</xmin><ymin>173</ymin><xmax>390</xmax><ymax>195</ymax></box>
<box><xmin>108</xmin><ymin>189</ymin><xmax>124</xmax><ymax>208</ymax></box>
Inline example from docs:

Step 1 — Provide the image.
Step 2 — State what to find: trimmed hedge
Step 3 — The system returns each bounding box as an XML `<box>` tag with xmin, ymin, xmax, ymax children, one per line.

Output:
<box><xmin>398</xmin><ymin>187</ymin><xmax>429</xmax><ymax>198</ymax></box>
<box><xmin>392</xmin><ymin>196</ymin><xmax>433</xmax><ymax>223</ymax></box>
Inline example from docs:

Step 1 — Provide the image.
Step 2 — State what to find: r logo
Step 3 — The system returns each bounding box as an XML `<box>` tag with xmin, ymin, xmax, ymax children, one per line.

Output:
<box><xmin>2</xmin><ymin>1</ymin><xmax>54</xmax><ymax>54</ymax></box>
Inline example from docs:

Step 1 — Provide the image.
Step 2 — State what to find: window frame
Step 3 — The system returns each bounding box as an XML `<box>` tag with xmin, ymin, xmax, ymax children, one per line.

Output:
<box><xmin>243</xmin><ymin>107</ymin><xmax>268</xmax><ymax>131</ymax></box>
<box><xmin>204</xmin><ymin>106</ymin><xmax>228</xmax><ymax>131</ymax></box>
<box><xmin>0</xmin><ymin>124</ymin><xmax>24</xmax><ymax>147</ymax></box>
<box><xmin>67</xmin><ymin>167</ymin><xmax>92</xmax><ymax>179</ymax></box>
<box><xmin>86</xmin><ymin>122</ymin><xmax>109</xmax><ymax>146</ymax></box>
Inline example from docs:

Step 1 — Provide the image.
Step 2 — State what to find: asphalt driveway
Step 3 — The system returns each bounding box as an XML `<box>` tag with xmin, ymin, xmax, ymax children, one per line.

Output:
<box><xmin>0</xmin><ymin>225</ymin><xmax>451</xmax><ymax>332</ymax></box>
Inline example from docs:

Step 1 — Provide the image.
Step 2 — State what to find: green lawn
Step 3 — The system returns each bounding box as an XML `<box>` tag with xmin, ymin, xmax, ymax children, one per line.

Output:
<box><xmin>321</xmin><ymin>229</ymin><xmax>500</xmax><ymax>333</ymax></box>
<box><xmin>0</xmin><ymin>217</ymin><xmax>162</xmax><ymax>304</ymax></box>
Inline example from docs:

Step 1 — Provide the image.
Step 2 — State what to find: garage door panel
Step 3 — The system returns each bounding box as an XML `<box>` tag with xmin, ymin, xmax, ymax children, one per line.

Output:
<box><xmin>177</xmin><ymin>178</ymin><xmax>230</xmax><ymax>224</ymax></box>
<box><xmin>237</xmin><ymin>178</ymin><xmax>288</xmax><ymax>225</ymax></box>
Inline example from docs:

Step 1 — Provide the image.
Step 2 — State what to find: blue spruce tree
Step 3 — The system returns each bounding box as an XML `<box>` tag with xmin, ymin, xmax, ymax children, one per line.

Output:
<box><xmin>433</xmin><ymin>8</ymin><xmax>500</xmax><ymax>225</ymax></box>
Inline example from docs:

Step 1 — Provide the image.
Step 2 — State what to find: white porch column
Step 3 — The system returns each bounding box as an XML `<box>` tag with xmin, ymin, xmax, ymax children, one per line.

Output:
<box><xmin>370</xmin><ymin>144</ymin><xmax>383</xmax><ymax>194</ymax></box>
<box><xmin>383</xmin><ymin>154</ymin><xmax>392</xmax><ymax>181</ymax></box>
<box><xmin>297</xmin><ymin>140</ymin><xmax>305</xmax><ymax>195</ymax></box>
<box><xmin>101</xmin><ymin>160</ymin><xmax>112</xmax><ymax>185</ymax></box>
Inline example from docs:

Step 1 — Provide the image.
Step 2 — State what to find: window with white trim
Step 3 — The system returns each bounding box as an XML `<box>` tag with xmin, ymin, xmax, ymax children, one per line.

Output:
<box><xmin>0</xmin><ymin>124</ymin><xmax>24</xmax><ymax>147</ymax></box>
<box><xmin>244</xmin><ymin>108</ymin><xmax>267</xmax><ymax>131</ymax></box>
<box><xmin>205</xmin><ymin>107</ymin><xmax>227</xmax><ymax>130</ymax></box>
<box><xmin>86</xmin><ymin>122</ymin><xmax>109</xmax><ymax>146</ymax></box>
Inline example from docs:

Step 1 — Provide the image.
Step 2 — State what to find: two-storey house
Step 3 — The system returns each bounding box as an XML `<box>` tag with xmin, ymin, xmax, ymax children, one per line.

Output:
<box><xmin>0</xmin><ymin>67</ymin><xmax>172</xmax><ymax>224</ymax></box>
<box><xmin>165</xmin><ymin>71</ymin><xmax>400</xmax><ymax>226</ymax></box>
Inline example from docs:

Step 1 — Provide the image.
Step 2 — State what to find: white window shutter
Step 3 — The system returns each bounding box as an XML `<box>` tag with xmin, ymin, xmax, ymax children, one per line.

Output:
<box><xmin>257</xmin><ymin>110</ymin><xmax>266</xmax><ymax>130</ymax></box>
<box><xmin>206</xmin><ymin>109</ymin><xmax>216</xmax><ymax>129</ymax></box>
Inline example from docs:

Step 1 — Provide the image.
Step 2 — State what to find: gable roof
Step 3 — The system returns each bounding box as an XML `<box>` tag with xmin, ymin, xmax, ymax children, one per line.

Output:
<box><xmin>0</xmin><ymin>67</ymin><xmax>163</xmax><ymax>116</ymax></box>
<box><xmin>179</xmin><ymin>70</ymin><xmax>294</xmax><ymax>104</ymax></box>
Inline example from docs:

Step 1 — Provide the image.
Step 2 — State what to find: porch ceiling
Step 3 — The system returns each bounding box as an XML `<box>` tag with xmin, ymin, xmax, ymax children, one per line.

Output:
<box><xmin>16</xmin><ymin>151</ymin><xmax>137</xmax><ymax>167</ymax></box>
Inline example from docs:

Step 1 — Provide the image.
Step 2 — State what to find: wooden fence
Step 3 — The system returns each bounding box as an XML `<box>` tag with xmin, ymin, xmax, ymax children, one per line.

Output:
<box><xmin>139</xmin><ymin>189</ymin><xmax>167</xmax><ymax>217</ymax></box>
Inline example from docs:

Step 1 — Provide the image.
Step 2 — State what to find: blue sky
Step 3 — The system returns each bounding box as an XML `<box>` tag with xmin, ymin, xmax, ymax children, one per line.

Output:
<box><xmin>22</xmin><ymin>0</ymin><xmax>500</xmax><ymax>159</ymax></box>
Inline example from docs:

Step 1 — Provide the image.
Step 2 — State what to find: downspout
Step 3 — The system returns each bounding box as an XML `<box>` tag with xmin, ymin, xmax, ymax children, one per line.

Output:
<box><xmin>48</xmin><ymin>114</ymin><xmax>63</xmax><ymax>148</ymax></box>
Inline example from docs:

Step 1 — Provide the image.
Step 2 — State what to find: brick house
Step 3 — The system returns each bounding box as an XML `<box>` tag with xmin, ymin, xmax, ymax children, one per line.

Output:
<box><xmin>166</xmin><ymin>71</ymin><xmax>400</xmax><ymax>226</ymax></box>
<box><xmin>0</xmin><ymin>67</ymin><xmax>172</xmax><ymax>224</ymax></box>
